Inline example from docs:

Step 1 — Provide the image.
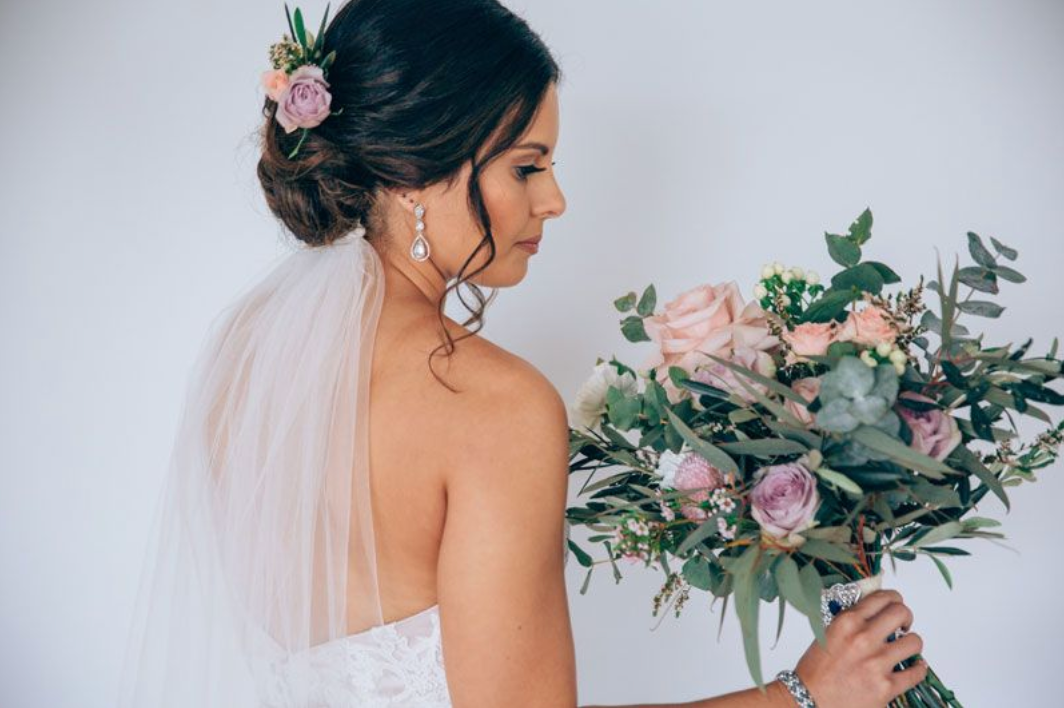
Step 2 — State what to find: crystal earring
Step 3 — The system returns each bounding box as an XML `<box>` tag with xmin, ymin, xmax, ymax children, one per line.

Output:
<box><xmin>410</xmin><ymin>203</ymin><xmax>431</xmax><ymax>262</ymax></box>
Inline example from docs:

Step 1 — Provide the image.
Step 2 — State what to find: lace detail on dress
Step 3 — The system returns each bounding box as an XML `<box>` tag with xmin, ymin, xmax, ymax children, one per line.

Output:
<box><xmin>262</xmin><ymin>604</ymin><xmax>450</xmax><ymax>707</ymax></box>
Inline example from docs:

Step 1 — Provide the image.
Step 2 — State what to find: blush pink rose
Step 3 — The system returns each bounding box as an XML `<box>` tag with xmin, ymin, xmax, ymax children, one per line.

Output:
<box><xmin>837</xmin><ymin>305</ymin><xmax>897</xmax><ymax>348</ymax></box>
<box><xmin>275</xmin><ymin>65</ymin><xmax>333</xmax><ymax>134</ymax></box>
<box><xmin>782</xmin><ymin>322</ymin><xmax>837</xmax><ymax>364</ymax></box>
<box><xmin>783</xmin><ymin>377</ymin><xmax>822</xmax><ymax>427</ymax></box>
<box><xmin>261</xmin><ymin>68</ymin><xmax>290</xmax><ymax>102</ymax></box>
<box><xmin>642</xmin><ymin>281</ymin><xmax>779</xmax><ymax>403</ymax></box>
<box><xmin>671</xmin><ymin>452</ymin><xmax>725</xmax><ymax>521</ymax></box>
<box><xmin>690</xmin><ymin>347</ymin><xmax>776</xmax><ymax>403</ymax></box>
<box><xmin>750</xmin><ymin>462</ymin><xmax>820</xmax><ymax>547</ymax></box>
<box><xmin>896</xmin><ymin>392</ymin><xmax>962</xmax><ymax>461</ymax></box>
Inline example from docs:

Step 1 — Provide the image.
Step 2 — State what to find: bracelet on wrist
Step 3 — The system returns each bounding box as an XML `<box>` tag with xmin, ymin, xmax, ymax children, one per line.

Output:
<box><xmin>775</xmin><ymin>669</ymin><xmax>817</xmax><ymax>708</ymax></box>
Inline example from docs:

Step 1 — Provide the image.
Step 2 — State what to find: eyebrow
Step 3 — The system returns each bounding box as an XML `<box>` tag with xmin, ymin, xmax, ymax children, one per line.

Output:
<box><xmin>511</xmin><ymin>141</ymin><xmax>550</xmax><ymax>155</ymax></box>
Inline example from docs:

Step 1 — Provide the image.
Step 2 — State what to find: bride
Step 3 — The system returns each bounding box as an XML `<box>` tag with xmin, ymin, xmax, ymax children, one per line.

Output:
<box><xmin>117</xmin><ymin>0</ymin><xmax>929</xmax><ymax>706</ymax></box>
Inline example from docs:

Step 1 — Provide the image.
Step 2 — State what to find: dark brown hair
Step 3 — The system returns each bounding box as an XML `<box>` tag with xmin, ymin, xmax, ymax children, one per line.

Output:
<box><xmin>257</xmin><ymin>0</ymin><xmax>562</xmax><ymax>391</ymax></box>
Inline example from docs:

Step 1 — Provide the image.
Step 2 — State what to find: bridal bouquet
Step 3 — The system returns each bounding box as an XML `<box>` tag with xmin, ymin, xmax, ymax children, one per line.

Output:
<box><xmin>565</xmin><ymin>209</ymin><xmax>1063</xmax><ymax>707</ymax></box>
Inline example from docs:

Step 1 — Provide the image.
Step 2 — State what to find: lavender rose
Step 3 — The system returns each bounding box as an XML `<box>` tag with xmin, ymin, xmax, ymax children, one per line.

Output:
<box><xmin>275</xmin><ymin>65</ymin><xmax>333</xmax><ymax>134</ymax></box>
<box><xmin>749</xmin><ymin>462</ymin><xmax>820</xmax><ymax>547</ymax></box>
<box><xmin>896</xmin><ymin>391</ymin><xmax>962</xmax><ymax>461</ymax></box>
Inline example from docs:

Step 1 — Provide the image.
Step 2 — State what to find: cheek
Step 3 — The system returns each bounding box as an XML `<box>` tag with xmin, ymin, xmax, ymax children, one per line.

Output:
<box><xmin>480</xmin><ymin>177</ymin><xmax>529</xmax><ymax>243</ymax></box>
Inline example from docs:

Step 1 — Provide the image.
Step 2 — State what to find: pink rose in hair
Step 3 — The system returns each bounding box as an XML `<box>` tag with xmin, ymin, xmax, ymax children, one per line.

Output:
<box><xmin>261</xmin><ymin>68</ymin><xmax>290</xmax><ymax>102</ymax></box>
<box><xmin>275</xmin><ymin>65</ymin><xmax>333</xmax><ymax>134</ymax></box>
<box><xmin>783</xmin><ymin>377</ymin><xmax>821</xmax><ymax>427</ymax></box>
<box><xmin>782</xmin><ymin>321</ymin><xmax>837</xmax><ymax>364</ymax></box>
<box><xmin>837</xmin><ymin>305</ymin><xmax>897</xmax><ymax>348</ymax></box>
<box><xmin>669</xmin><ymin>452</ymin><xmax>726</xmax><ymax>521</ymax></box>
<box><xmin>642</xmin><ymin>281</ymin><xmax>779</xmax><ymax>404</ymax></box>
<box><xmin>750</xmin><ymin>462</ymin><xmax>820</xmax><ymax>547</ymax></box>
<box><xmin>896</xmin><ymin>392</ymin><xmax>962</xmax><ymax>461</ymax></box>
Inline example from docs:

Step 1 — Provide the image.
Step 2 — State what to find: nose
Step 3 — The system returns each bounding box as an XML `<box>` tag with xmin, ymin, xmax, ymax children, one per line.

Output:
<box><xmin>534</xmin><ymin>173</ymin><xmax>567</xmax><ymax>221</ymax></box>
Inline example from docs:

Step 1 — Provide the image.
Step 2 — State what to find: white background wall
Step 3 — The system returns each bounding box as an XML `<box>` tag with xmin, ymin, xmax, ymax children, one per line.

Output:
<box><xmin>2</xmin><ymin>1</ymin><xmax>1062</xmax><ymax>706</ymax></box>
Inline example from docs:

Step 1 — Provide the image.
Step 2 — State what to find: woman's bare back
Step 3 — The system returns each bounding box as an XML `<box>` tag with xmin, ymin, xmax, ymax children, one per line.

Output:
<box><xmin>365</xmin><ymin>291</ymin><xmax>535</xmax><ymax>626</ymax></box>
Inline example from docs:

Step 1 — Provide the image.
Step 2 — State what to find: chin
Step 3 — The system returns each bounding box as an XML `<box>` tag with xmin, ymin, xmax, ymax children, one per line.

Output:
<box><xmin>468</xmin><ymin>256</ymin><xmax>530</xmax><ymax>289</ymax></box>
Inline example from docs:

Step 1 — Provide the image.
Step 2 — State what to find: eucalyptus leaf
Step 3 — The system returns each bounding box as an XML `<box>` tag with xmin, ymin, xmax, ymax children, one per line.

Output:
<box><xmin>992</xmin><ymin>265</ymin><xmax>1026</xmax><ymax>284</ymax></box>
<box><xmin>665</xmin><ymin>409</ymin><xmax>739</xmax><ymax>475</ymax></box>
<box><xmin>957</xmin><ymin>300</ymin><xmax>1005</xmax><ymax>318</ymax></box>
<box><xmin>928</xmin><ymin>553</ymin><xmax>954</xmax><ymax>590</ymax></box>
<box><xmin>682</xmin><ymin>556</ymin><xmax>714</xmax><ymax>590</ymax></box>
<box><xmin>620</xmin><ymin>315</ymin><xmax>651</xmax><ymax>343</ymax></box>
<box><xmin>967</xmin><ymin>232</ymin><xmax>996</xmax><ymax>268</ymax></box>
<box><xmin>798</xmin><ymin>562</ymin><xmax>828</xmax><ymax>646</ymax></box>
<box><xmin>850</xmin><ymin>426</ymin><xmax>953</xmax><ymax>479</ymax></box>
<box><xmin>957</xmin><ymin>266</ymin><xmax>999</xmax><ymax>294</ymax></box>
<box><xmin>847</xmin><ymin>208</ymin><xmax>874</xmax><ymax>245</ymax></box>
<box><xmin>831</xmin><ymin>263</ymin><xmax>886</xmax><ymax>296</ymax></box>
<box><xmin>864</xmin><ymin>261</ymin><xmax>902</xmax><ymax>284</ymax></box>
<box><xmin>826</xmin><ymin>233</ymin><xmax>861</xmax><ymax>267</ymax></box>
<box><xmin>816</xmin><ymin>399</ymin><xmax>860</xmax><ymax>433</ymax></box>
<box><xmin>814</xmin><ymin>466</ymin><xmax>864</xmax><ymax>495</ymax></box>
<box><xmin>802</xmin><ymin>289</ymin><xmax>856</xmax><ymax>324</ymax></box>
<box><xmin>911</xmin><ymin>520</ymin><xmax>964</xmax><ymax>547</ymax></box>
<box><xmin>613</xmin><ymin>291</ymin><xmax>637</xmax><ymax>312</ymax></box>
<box><xmin>676</xmin><ymin>511</ymin><xmax>725</xmax><ymax>555</ymax></box>
<box><xmin>567</xmin><ymin>539</ymin><xmax>593</xmax><ymax>567</ymax></box>
<box><xmin>636</xmin><ymin>284</ymin><xmax>658</xmax><ymax>317</ymax></box>
<box><xmin>989</xmin><ymin>236</ymin><xmax>1019</xmax><ymax>260</ymax></box>
<box><xmin>719</xmin><ymin>439</ymin><xmax>809</xmax><ymax>457</ymax></box>
<box><xmin>798</xmin><ymin>537</ymin><xmax>859</xmax><ymax>564</ymax></box>
<box><xmin>732</xmin><ymin>544</ymin><xmax>766</xmax><ymax>688</ymax></box>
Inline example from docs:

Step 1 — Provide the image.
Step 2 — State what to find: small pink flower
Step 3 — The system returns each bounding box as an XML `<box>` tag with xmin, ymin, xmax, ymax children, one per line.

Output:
<box><xmin>837</xmin><ymin>305</ymin><xmax>897</xmax><ymax>348</ymax></box>
<box><xmin>896</xmin><ymin>392</ymin><xmax>962</xmax><ymax>461</ymax></box>
<box><xmin>275</xmin><ymin>65</ymin><xmax>333</xmax><ymax>134</ymax></box>
<box><xmin>261</xmin><ymin>68</ymin><xmax>290</xmax><ymax>102</ymax></box>
<box><xmin>782</xmin><ymin>321</ymin><xmax>837</xmax><ymax>364</ymax></box>
<box><xmin>671</xmin><ymin>452</ymin><xmax>726</xmax><ymax>521</ymax></box>
<box><xmin>750</xmin><ymin>462</ymin><xmax>820</xmax><ymax>547</ymax></box>
<box><xmin>784</xmin><ymin>377</ymin><xmax>822</xmax><ymax>427</ymax></box>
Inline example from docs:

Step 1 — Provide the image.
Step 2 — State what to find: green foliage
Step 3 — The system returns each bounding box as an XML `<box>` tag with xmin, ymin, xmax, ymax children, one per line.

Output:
<box><xmin>567</xmin><ymin>209</ymin><xmax>1062</xmax><ymax>700</ymax></box>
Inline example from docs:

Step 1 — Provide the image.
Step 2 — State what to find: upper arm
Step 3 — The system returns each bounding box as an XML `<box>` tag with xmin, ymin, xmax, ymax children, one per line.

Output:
<box><xmin>437</xmin><ymin>359</ymin><xmax>577</xmax><ymax>708</ymax></box>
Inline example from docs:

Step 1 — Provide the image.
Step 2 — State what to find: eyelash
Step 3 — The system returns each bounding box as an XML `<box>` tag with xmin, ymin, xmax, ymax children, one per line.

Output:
<box><xmin>515</xmin><ymin>161</ymin><xmax>556</xmax><ymax>181</ymax></box>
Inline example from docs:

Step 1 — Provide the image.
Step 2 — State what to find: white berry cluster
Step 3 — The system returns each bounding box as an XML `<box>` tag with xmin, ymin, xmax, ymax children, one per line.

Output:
<box><xmin>860</xmin><ymin>341</ymin><xmax>909</xmax><ymax>375</ymax></box>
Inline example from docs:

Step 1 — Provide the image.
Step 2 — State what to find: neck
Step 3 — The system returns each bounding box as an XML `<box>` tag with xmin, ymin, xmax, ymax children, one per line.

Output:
<box><xmin>370</xmin><ymin>237</ymin><xmax>449</xmax><ymax>308</ymax></box>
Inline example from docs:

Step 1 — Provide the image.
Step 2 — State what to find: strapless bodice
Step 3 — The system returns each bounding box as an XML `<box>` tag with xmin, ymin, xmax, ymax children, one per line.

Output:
<box><xmin>261</xmin><ymin>603</ymin><xmax>450</xmax><ymax>707</ymax></box>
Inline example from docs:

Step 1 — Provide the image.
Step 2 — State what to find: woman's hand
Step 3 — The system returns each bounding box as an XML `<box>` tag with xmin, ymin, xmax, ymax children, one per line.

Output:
<box><xmin>792</xmin><ymin>589</ymin><xmax>928</xmax><ymax>708</ymax></box>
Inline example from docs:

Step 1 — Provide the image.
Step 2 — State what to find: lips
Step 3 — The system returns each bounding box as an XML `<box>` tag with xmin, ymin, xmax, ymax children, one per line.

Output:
<box><xmin>514</xmin><ymin>234</ymin><xmax>540</xmax><ymax>254</ymax></box>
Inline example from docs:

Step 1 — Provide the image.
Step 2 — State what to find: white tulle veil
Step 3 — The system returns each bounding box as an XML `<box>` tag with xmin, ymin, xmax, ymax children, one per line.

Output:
<box><xmin>117</xmin><ymin>223</ymin><xmax>386</xmax><ymax>707</ymax></box>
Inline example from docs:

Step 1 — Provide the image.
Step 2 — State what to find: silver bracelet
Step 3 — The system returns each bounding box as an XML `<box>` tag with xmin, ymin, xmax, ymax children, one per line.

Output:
<box><xmin>775</xmin><ymin>669</ymin><xmax>817</xmax><ymax>708</ymax></box>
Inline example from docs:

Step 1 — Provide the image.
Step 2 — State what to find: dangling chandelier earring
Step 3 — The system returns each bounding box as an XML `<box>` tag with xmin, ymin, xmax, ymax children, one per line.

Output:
<box><xmin>410</xmin><ymin>202</ymin><xmax>431</xmax><ymax>262</ymax></box>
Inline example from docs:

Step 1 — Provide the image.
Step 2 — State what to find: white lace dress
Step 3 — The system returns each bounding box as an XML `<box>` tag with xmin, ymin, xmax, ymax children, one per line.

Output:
<box><xmin>263</xmin><ymin>604</ymin><xmax>450</xmax><ymax>707</ymax></box>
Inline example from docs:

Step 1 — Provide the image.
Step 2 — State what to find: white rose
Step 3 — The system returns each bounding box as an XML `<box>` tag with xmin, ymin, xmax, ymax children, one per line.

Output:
<box><xmin>570</xmin><ymin>361</ymin><xmax>638</xmax><ymax>432</ymax></box>
<box><xmin>656</xmin><ymin>448</ymin><xmax>687</xmax><ymax>489</ymax></box>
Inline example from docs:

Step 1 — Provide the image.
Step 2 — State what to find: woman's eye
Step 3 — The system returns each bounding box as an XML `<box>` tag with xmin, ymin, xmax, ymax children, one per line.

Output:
<box><xmin>515</xmin><ymin>165</ymin><xmax>546</xmax><ymax>180</ymax></box>
<box><xmin>515</xmin><ymin>161</ymin><xmax>556</xmax><ymax>181</ymax></box>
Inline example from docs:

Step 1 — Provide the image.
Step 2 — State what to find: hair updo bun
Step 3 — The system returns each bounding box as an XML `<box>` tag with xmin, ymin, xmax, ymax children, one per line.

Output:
<box><xmin>255</xmin><ymin>0</ymin><xmax>562</xmax><ymax>386</ymax></box>
<box><xmin>257</xmin><ymin>129</ymin><xmax>374</xmax><ymax>248</ymax></box>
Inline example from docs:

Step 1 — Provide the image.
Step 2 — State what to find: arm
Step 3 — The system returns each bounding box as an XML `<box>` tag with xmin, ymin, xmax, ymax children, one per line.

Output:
<box><xmin>436</xmin><ymin>363</ymin><xmax>794</xmax><ymax>708</ymax></box>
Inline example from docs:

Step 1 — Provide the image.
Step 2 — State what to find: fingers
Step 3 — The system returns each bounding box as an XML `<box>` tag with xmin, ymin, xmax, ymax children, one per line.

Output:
<box><xmin>866</xmin><ymin>601</ymin><xmax>914</xmax><ymax>644</ymax></box>
<box><xmin>850</xmin><ymin>589</ymin><xmax>904</xmax><ymax>621</ymax></box>
<box><xmin>883</xmin><ymin>631</ymin><xmax>924</xmax><ymax>666</ymax></box>
<box><xmin>889</xmin><ymin>658</ymin><xmax>929</xmax><ymax>698</ymax></box>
